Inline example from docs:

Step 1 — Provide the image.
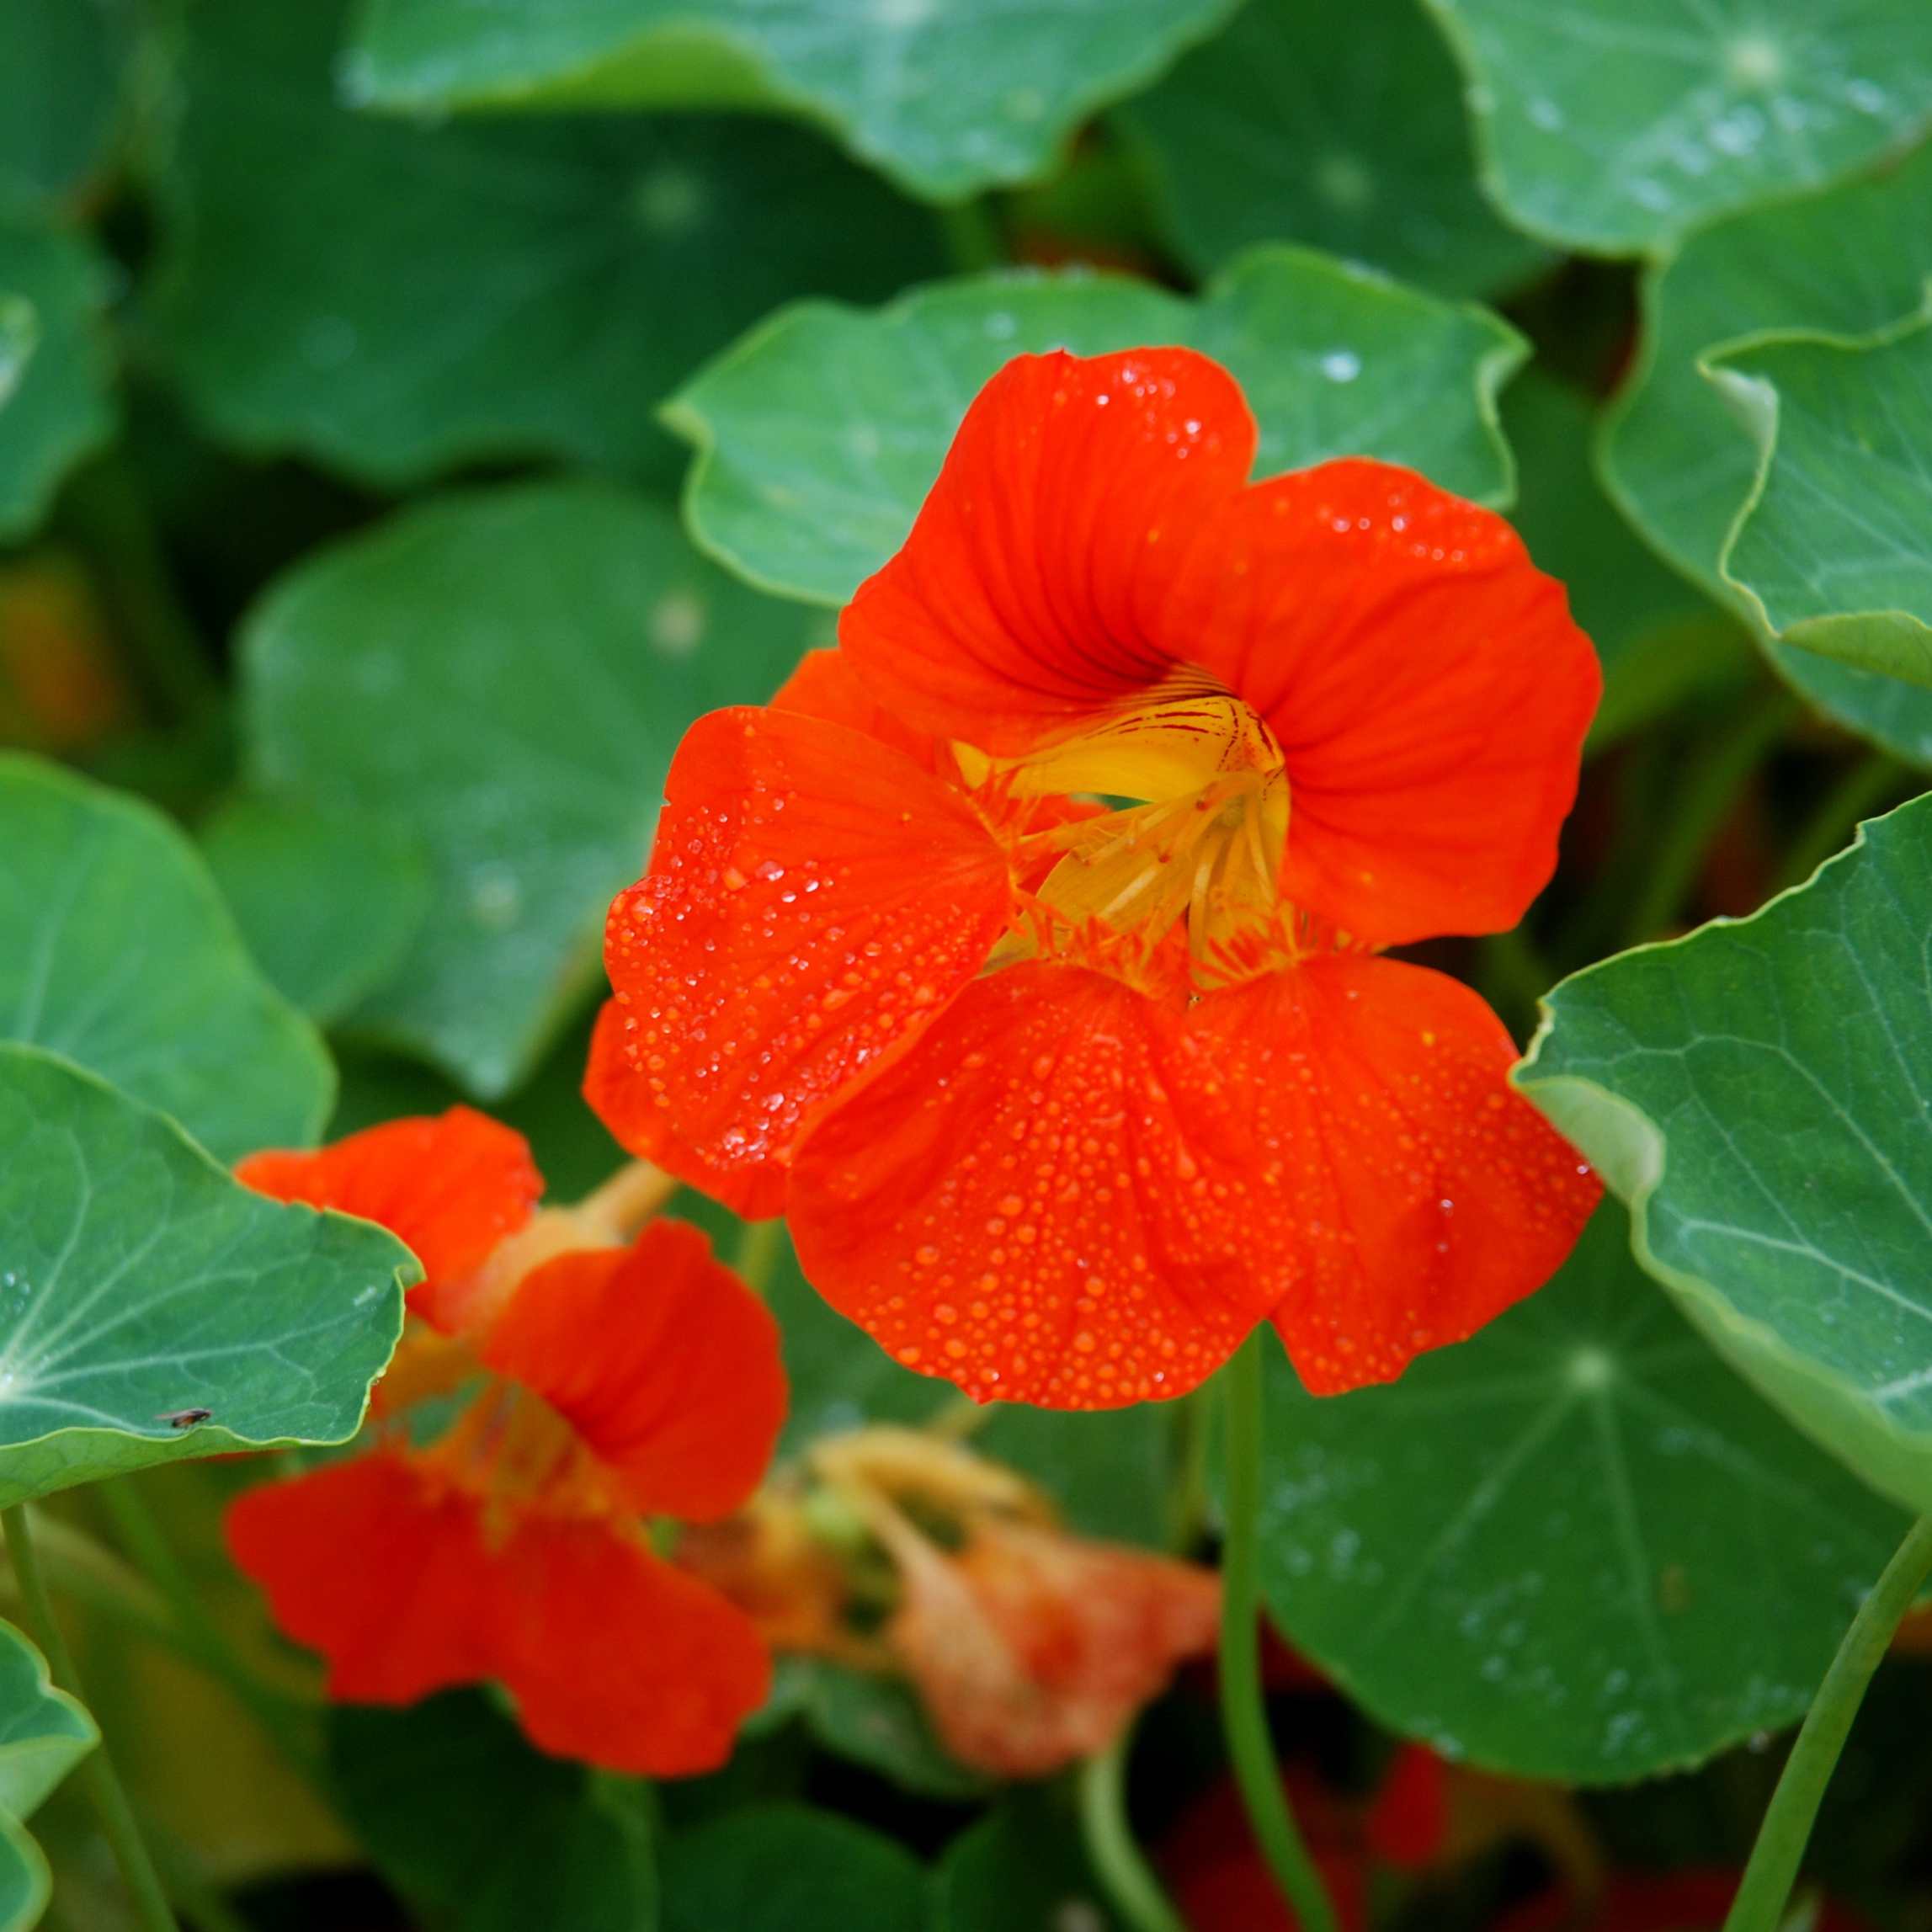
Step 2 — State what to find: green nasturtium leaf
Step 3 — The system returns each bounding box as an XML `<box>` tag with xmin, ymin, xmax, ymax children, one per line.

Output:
<box><xmin>0</xmin><ymin>0</ymin><xmax>126</xmax><ymax>220</ymax></box>
<box><xmin>757</xmin><ymin>1659</ymin><xmax>987</xmax><ymax>1802</ymax></box>
<box><xmin>147</xmin><ymin>0</ymin><xmax>943</xmax><ymax>491</ymax></box>
<box><xmin>662</xmin><ymin>1804</ymin><xmax>928</xmax><ymax>1932</ymax></box>
<box><xmin>1119</xmin><ymin>0</ymin><xmax>1549</xmax><ymax>299</ymax></box>
<box><xmin>343</xmin><ymin>0</ymin><xmax>1239</xmax><ymax>204</ymax></box>
<box><xmin>0</xmin><ymin>1045</ymin><xmax>410</xmax><ymax>1509</ymax></box>
<box><xmin>934</xmin><ymin>1789</ymin><xmax>1120</xmax><ymax>1932</ymax></box>
<box><xmin>0</xmin><ymin>217</ymin><xmax>113</xmax><ymax>540</ymax></box>
<box><xmin>1708</xmin><ymin>314</ymin><xmax>1932</xmax><ymax>689</ymax></box>
<box><xmin>1231</xmin><ymin>1204</ymin><xmax>1909</xmax><ymax>1782</ymax></box>
<box><xmin>1518</xmin><ymin>797</ymin><xmax>1932</xmax><ymax>1520</ymax></box>
<box><xmin>201</xmin><ymin>798</ymin><xmax>434</xmax><ymax>1028</ymax></box>
<box><xmin>1502</xmin><ymin>370</ymin><xmax>1754</xmax><ymax>748</ymax></box>
<box><xmin>330</xmin><ymin>1695</ymin><xmax>657</xmax><ymax>1932</ymax></box>
<box><xmin>0</xmin><ymin>1618</ymin><xmax>95</xmax><ymax>1932</ymax></box>
<box><xmin>0</xmin><ymin>299</ymin><xmax>30</xmax><ymax>407</ymax></box>
<box><xmin>1422</xmin><ymin>0</ymin><xmax>1932</xmax><ymax>255</ymax></box>
<box><xmin>0</xmin><ymin>756</ymin><xmax>333</xmax><ymax>1161</ymax></box>
<box><xmin>242</xmin><ymin>482</ymin><xmax>824</xmax><ymax>1097</ymax></box>
<box><xmin>670</xmin><ymin>250</ymin><xmax>1525</xmax><ymax>608</ymax></box>
<box><xmin>1600</xmin><ymin>141</ymin><xmax>1932</xmax><ymax>763</ymax></box>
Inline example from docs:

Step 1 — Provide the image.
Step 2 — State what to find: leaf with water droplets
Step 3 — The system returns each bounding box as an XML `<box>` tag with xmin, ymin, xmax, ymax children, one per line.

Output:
<box><xmin>1237</xmin><ymin>1203</ymin><xmax>1908</xmax><ymax>1780</ymax></box>
<box><xmin>1709</xmin><ymin>311</ymin><xmax>1932</xmax><ymax>689</ymax></box>
<box><xmin>0</xmin><ymin>1044</ymin><xmax>410</xmax><ymax>1508</ymax></box>
<box><xmin>0</xmin><ymin>755</ymin><xmax>333</xmax><ymax>1163</ymax></box>
<box><xmin>343</xmin><ymin>0</ymin><xmax>1238</xmax><ymax>203</ymax></box>
<box><xmin>0</xmin><ymin>215</ymin><xmax>112</xmax><ymax>540</ymax></box>
<box><xmin>1424</xmin><ymin>0</ymin><xmax>1932</xmax><ymax>254</ymax></box>
<box><xmin>146</xmin><ymin>0</ymin><xmax>943</xmax><ymax>490</ymax></box>
<box><xmin>1600</xmin><ymin>141</ymin><xmax>1932</xmax><ymax>764</ymax></box>
<box><xmin>0</xmin><ymin>1615</ymin><xmax>96</xmax><ymax>1932</ymax></box>
<box><xmin>242</xmin><ymin>482</ymin><xmax>825</xmax><ymax>1097</ymax></box>
<box><xmin>1119</xmin><ymin>0</ymin><xmax>1549</xmax><ymax>299</ymax></box>
<box><xmin>1520</xmin><ymin>796</ymin><xmax>1932</xmax><ymax>1520</ymax></box>
<box><xmin>670</xmin><ymin>249</ymin><xmax>1525</xmax><ymax>608</ymax></box>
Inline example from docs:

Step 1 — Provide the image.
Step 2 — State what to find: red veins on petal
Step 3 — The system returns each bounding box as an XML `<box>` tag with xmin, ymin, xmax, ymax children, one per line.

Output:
<box><xmin>486</xmin><ymin>1514</ymin><xmax>770</xmax><ymax>1778</ymax></box>
<box><xmin>237</xmin><ymin>1109</ymin><xmax>542</xmax><ymax>1332</ymax></box>
<box><xmin>588</xmin><ymin>705</ymin><xmax>1014</xmax><ymax>1204</ymax></box>
<box><xmin>1168</xmin><ymin>460</ymin><xmax>1600</xmax><ymax>945</ymax></box>
<box><xmin>789</xmin><ymin>958</ymin><xmax>1597</xmax><ymax>1407</ymax></box>
<box><xmin>840</xmin><ymin>348</ymin><xmax>1257</xmax><ymax>753</ymax></box>
<box><xmin>1242</xmin><ymin>955</ymin><xmax>1600</xmax><ymax>1394</ymax></box>
<box><xmin>482</xmin><ymin>1219</ymin><xmax>787</xmax><ymax>1524</ymax></box>
<box><xmin>788</xmin><ymin>962</ymin><xmax>1296</xmax><ymax>1410</ymax></box>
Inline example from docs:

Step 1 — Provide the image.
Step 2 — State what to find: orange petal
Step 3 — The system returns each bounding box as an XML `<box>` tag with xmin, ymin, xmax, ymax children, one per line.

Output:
<box><xmin>877</xmin><ymin>1509</ymin><xmax>1219</xmax><ymax>1778</ymax></box>
<box><xmin>839</xmin><ymin>349</ymin><xmax>1255</xmax><ymax>754</ymax></box>
<box><xmin>1249</xmin><ymin>955</ymin><xmax>1600</xmax><ymax>1394</ymax></box>
<box><xmin>489</xmin><ymin>1514</ymin><xmax>770</xmax><ymax>1777</ymax></box>
<box><xmin>590</xmin><ymin>705</ymin><xmax>1013</xmax><ymax>1206</ymax></box>
<box><xmin>226</xmin><ymin>1453</ymin><xmax>497</xmax><ymax>1703</ymax></box>
<box><xmin>1171</xmin><ymin>460</ymin><xmax>1599</xmax><ymax>945</ymax></box>
<box><xmin>237</xmin><ymin>1110</ymin><xmax>542</xmax><ymax>1332</ymax></box>
<box><xmin>482</xmin><ymin>1220</ymin><xmax>786</xmax><ymax>1522</ymax></box>
<box><xmin>787</xmin><ymin>963</ymin><xmax>1292</xmax><ymax>1409</ymax></box>
<box><xmin>771</xmin><ymin>646</ymin><xmax>952</xmax><ymax>774</ymax></box>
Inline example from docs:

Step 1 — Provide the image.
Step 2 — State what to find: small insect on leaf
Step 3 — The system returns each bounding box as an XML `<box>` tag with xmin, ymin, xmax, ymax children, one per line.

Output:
<box><xmin>158</xmin><ymin>1408</ymin><xmax>214</xmax><ymax>1429</ymax></box>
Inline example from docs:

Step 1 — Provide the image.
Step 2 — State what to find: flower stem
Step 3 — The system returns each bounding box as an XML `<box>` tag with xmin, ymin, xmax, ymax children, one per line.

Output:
<box><xmin>939</xmin><ymin>197</ymin><xmax>1003</xmax><ymax>274</ymax></box>
<box><xmin>732</xmin><ymin>1216</ymin><xmax>785</xmax><ymax>1296</ymax></box>
<box><xmin>1078</xmin><ymin>1726</ymin><xmax>1188</xmax><ymax>1932</ymax></box>
<box><xmin>2</xmin><ymin>1504</ymin><xmax>178</xmax><ymax>1932</ymax></box>
<box><xmin>1218</xmin><ymin>1334</ymin><xmax>1338</xmax><ymax>1932</ymax></box>
<box><xmin>1724</xmin><ymin>1513</ymin><xmax>1932</xmax><ymax>1932</ymax></box>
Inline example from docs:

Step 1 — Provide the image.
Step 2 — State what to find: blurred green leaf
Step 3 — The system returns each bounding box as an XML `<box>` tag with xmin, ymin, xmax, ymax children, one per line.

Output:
<box><xmin>0</xmin><ymin>0</ymin><xmax>126</xmax><ymax>220</ymax></box>
<box><xmin>1601</xmin><ymin>141</ymin><xmax>1932</xmax><ymax>762</ymax></box>
<box><xmin>662</xmin><ymin>1803</ymin><xmax>927</xmax><ymax>1932</ymax></box>
<box><xmin>0</xmin><ymin>217</ymin><xmax>113</xmax><ymax>540</ymax></box>
<box><xmin>934</xmin><ymin>1787</ymin><xmax>1120</xmax><ymax>1932</ymax></box>
<box><xmin>1709</xmin><ymin>313</ymin><xmax>1932</xmax><ymax>688</ymax></box>
<box><xmin>757</xmin><ymin>1659</ymin><xmax>987</xmax><ymax>1802</ymax></box>
<box><xmin>0</xmin><ymin>299</ymin><xmax>32</xmax><ymax>407</ymax></box>
<box><xmin>344</xmin><ymin>0</ymin><xmax>1238</xmax><ymax>203</ymax></box>
<box><xmin>1501</xmin><ymin>371</ymin><xmax>1754</xmax><ymax>747</ymax></box>
<box><xmin>0</xmin><ymin>755</ymin><xmax>333</xmax><ymax>1160</ymax></box>
<box><xmin>1120</xmin><ymin>0</ymin><xmax>1549</xmax><ymax>298</ymax></box>
<box><xmin>1229</xmin><ymin>1203</ymin><xmax>1908</xmax><ymax>1781</ymax></box>
<box><xmin>148</xmin><ymin>0</ymin><xmax>943</xmax><ymax>489</ymax></box>
<box><xmin>242</xmin><ymin>482</ymin><xmax>824</xmax><ymax>1096</ymax></box>
<box><xmin>0</xmin><ymin>1044</ymin><xmax>409</xmax><ymax>1508</ymax></box>
<box><xmin>201</xmin><ymin>797</ymin><xmax>434</xmax><ymax>1027</ymax></box>
<box><xmin>0</xmin><ymin>1618</ymin><xmax>95</xmax><ymax>1932</ymax></box>
<box><xmin>670</xmin><ymin>249</ymin><xmax>1525</xmax><ymax>607</ymax></box>
<box><xmin>769</xmin><ymin>1236</ymin><xmax>1172</xmax><ymax>1548</ymax></box>
<box><xmin>1423</xmin><ymin>0</ymin><xmax>1932</xmax><ymax>254</ymax></box>
<box><xmin>1520</xmin><ymin>796</ymin><xmax>1932</xmax><ymax>1520</ymax></box>
<box><xmin>330</xmin><ymin>1694</ymin><xmax>659</xmax><ymax>1932</ymax></box>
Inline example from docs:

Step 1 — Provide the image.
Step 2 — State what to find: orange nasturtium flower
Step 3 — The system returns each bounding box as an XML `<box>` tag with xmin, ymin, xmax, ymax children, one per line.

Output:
<box><xmin>226</xmin><ymin>1110</ymin><xmax>787</xmax><ymax>1776</ymax></box>
<box><xmin>587</xmin><ymin>348</ymin><xmax>1603</xmax><ymax>1409</ymax></box>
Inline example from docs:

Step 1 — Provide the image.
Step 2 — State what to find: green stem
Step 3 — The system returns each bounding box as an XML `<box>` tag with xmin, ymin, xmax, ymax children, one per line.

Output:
<box><xmin>1218</xmin><ymin>1335</ymin><xmax>1338</xmax><ymax>1932</ymax></box>
<box><xmin>939</xmin><ymin>197</ymin><xmax>1003</xmax><ymax>274</ymax></box>
<box><xmin>3</xmin><ymin>1506</ymin><xmax>179</xmax><ymax>1932</ymax></box>
<box><xmin>1724</xmin><ymin>1514</ymin><xmax>1932</xmax><ymax>1932</ymax></box>
<box><xmin>1621</xmin><ymin>689</ymin><xmax>1798</xmax><ymax>946</ymax></box>
<box><xmin>1078</xmin><ymin>1727</ymin><xmax>1188</xmax><ymax>1932</ymax></box>
<box><xmin>1777</xmin><ymin>753</ymin><xmax>1908</xmax><ymax>892</ymax></box>
<box><xmin>98</xmin><ymin>1482</ymin><xmax>321</xmax><ymax>1780</ymax></box>
<box><xmin>732</xmin><ymin>1216</ymin><xmax>785</xmax><ymax>1297</ymax></box>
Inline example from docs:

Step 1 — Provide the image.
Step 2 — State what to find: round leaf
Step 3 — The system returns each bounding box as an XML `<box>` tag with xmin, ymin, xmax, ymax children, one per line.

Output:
<box><xmin>1519</xmin><ymin>796</ymin><xmax>1932</xmax><ymax>1519</ymax></box>
<box><xmin>670</xmin><ymin>249</ymin><xmax>1525</xmax><ymax>607</ymax></box>
<box><xmin>1424</xmin><ymin>0</ymin><xmax>1932</xmax><ymax>254</ymax></box>
<box><xmin>148</xmin><ymin>0</ymin><xmax>944</xmax><ymax>489</ymax></box>
<box><xmin>0</xmin><ymin>1618</ymin><xmax>94</xmax><ymax>1932</ymax></box>
<box><xmin>1120</xmin><ymin>0</ymin><xmax>1549</xmax><ymax>298</ymax></box>
<box><xmin>0</xmin><ymin>755</ymin><xmax>333</xmax><ymax>1161</ymax></box>
<box><xmin>0</xmin><ymin>1044</ymin><xmax>410</xmax><ymax>1508</ymax></box>
<box><xmin>935</xmin><ymin>1790</ymin><xmax>1120</xmax><ymax>1932</ymax></box>
<box><xmin>662</xmin><ymin>1805</ymin><xmax>928</xmax><ymax>1932</ymax></box>
<box><xmin>1231</xmin><ymin>1203</ymin><xmax>1908</xmax><ymax>1781</ymax></box>
<box><xmin>0</xmin><ymin>0</ymin><xmax>127</xmax><ymax>220</ymax></box>
<box><xmin>343</xmin><ymin>0</ymin><xmax>1239</xmax><ymax>203</ymax></box>
<box><xmin>241</xmin><ymin>482</ymin><xmax>824</xmax><ymax>1096</ymax></box>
